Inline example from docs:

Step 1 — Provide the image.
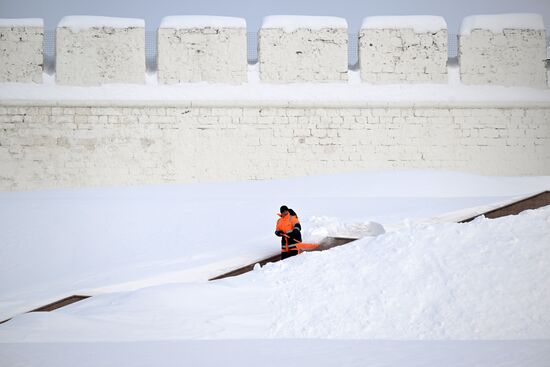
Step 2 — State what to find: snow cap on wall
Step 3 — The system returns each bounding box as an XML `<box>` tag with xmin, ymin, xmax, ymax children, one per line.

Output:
<box><xmin>361</xmin><ymin>16</ymin><xmax>447</xmax><ymax>33</ymax></box>
<box><xmin>0</xmin><ymin>18</ymin><xmax>43</xmax><ymax>27</ymax></box>
<box><xmin>57</xmin><ymin>16</ymin><xmax>145</xmax><ymax>33</ymax></box>
<box><xmin>261</xmin><ymin>15</ymin><xmax>348</xmax><ymax>32</ymax></box>
<box><xmin>460</xmin><ymin>13</ymin><xmax>545</xmax><ymax>35</ymax></box>
<box><xmin>159</xmin><ymin>16</ymin><xmax>246</xmax><ymax>29</ymax></box>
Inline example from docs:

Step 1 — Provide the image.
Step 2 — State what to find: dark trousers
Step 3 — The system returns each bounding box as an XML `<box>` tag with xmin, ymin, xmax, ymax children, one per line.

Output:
<box><xmin>281</xmin><ymin>250</ymin><xmax>299</xmax><ymax>260</ymax></box>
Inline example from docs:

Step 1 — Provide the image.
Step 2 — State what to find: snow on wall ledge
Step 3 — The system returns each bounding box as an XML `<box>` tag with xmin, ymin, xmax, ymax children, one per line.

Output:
<box><xmin>0</xmin><ymin>100</ymin><xmax>549</xmax><ymax>191</ymax></box>
<box><xmin>0</xmin><ymin>20</ymin><xmax>43</xmax><ymax>83</ymax></box>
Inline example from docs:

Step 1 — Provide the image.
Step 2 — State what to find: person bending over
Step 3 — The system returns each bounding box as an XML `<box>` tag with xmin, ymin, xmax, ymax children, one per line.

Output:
<box><xmin>275</xmin><ymin>205</ymin><xmax>302</xmax><ymax>259</ymax></box>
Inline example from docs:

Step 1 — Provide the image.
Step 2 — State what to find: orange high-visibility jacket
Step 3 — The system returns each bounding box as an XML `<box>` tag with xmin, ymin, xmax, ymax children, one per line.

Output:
<box><xmin>276</xmin><ymin>213</ymin><xmax>301</xmax><ymax>252</ymax></box>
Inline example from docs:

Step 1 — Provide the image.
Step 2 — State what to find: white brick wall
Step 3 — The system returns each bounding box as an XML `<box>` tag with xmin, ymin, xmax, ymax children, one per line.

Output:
<box><xmin>459</xmin><ymin>29</ymin><xmax>547</xmax><ymax>88</ymax></box>
<box><xmin>359</xmin><ymin>28</ymin><xmax>448</xmax><ymax>84</ymax></box>
<box><xmin>1</xmin><ymin>101</ymin><xmax>549</xmax><ymax>190</ymax></box>
<box><xmin>56</xmin><ymin>21</ymin><xmax>145</xmax><ymax>86</ymax></box>
<box><xmin>0</xmin><ymin>24</ymin><xmax>43</xmax><ymax>83</ymax></box>
<box><xmin>259</xmin><ymin>27</ymin><xmax>348</xmax><ymax>83</ymax></box>
<box><xmin>157</xmin><ymin>24</ymin><xmax>247</xmax><ymax>84</ymax></box>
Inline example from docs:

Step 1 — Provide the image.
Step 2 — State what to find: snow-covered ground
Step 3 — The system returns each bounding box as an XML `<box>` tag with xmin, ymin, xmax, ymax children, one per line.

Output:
<box><xmin>1</xmin><ymin>170</ymin><xmax>550</xmax><ymax>366</ymax></box>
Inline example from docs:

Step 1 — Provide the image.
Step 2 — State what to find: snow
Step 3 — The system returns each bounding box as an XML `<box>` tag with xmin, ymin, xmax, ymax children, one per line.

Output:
<box><xmin>1</xmin><ymin>340</ymin><xmax>549</xmax><ymax>367</ymax></box>
<box><xmin>0</xmin><ymin>170</ymin><xmax>549</xmax><ymax>365</ymax></box>
<box><xmin>2</xmin><ymin>203</ymin><xmax>550</xmax><ymax>342</ymax></box>
<box><xmin>57</xmin><ymin>16</ymin><xmax>145</xmax><ymax>32</ymax></box>
<box><xmin>0</xmin><ymin>18</ymin><xmax>43</xmax><ymax>28</ymax></box>
<box><xmin>159</xmin><ymin>16</ymin><xmax>246</xmax><ymax>29</ymax></box>
<box><xmin>361</xmin><ymin>16</ymin><xmax>447</xmax><ymax>33</ymax></box>
<box><xmin>0</xmin><ymin>170</ymin><xmax>549</xmax><ymax>322</ymax></box>
<box><xmin>2</xmin><ymin>64</ymin><xmax>550</xmax><ymax>102</ymax></box>
<box><xmin>261</xmin><ymin>15</ymin><xmax>348</xmax><ymax>32</ymax></box>
<box><xmin>460</xmin><ymin>13</ymin><xmax>545</xmax><ymax>35</ymax></box>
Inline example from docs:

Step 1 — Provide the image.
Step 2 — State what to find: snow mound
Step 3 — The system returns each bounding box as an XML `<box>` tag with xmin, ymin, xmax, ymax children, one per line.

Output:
<box><xmin>460</xmin><ymin>13</ymin><xmax>545</xmax><ymax>35</ymax></box>
<box><xmin>264</xmin><ymin>206</ymin><xmax>550</xmax><ymax>339</ymax></box>
<box><xmin>261</xmin><ymin>15</ymin><xmax>348</xmax><ymax>32</ymax></box>
<box><xmin>159</xmin><ymin>16</ymin><xmax>246</xmax><ymax>29</ymax></box>
<box><xmin>58</xmin><ymin>16</ymin><xmax>145</xmax><ymax>32</ymax></box>
<box><xmin>0</xmin><ymin>18</ymin><xmax>43</xmax><ymax>27</ymax></box>
<box><xmin>306</xmin><ymin>216</ymin><xmax>385</xmax><ymax>240</ymax></box>
<box><xmin>361</xmin><ymin>16</ymin><xmax>447</xmax><ymax>33</ymax></box>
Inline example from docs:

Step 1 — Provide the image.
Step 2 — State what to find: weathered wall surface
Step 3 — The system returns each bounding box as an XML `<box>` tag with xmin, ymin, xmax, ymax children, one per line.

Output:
<box><xmin>459</xmin><ymin>29</ymin><xmax>547</xmax><ymax>88</ymax></box>
<box><xmin>1</xmin><ymin>15</ymin><xmax>549</xmax><ymax>191</ymax></box>
<box><xmin>259</xmin><ymin>28</ymin><xmax>348</xmax><ymax>83</ymax></box>
<box><xmin>0</xmin><ymin>26</ymin><xmax>43</xmax><ymax>83</ymax></box>
<box><xmin>56</xmin><ymin>26</ymin><xmax>145</xmax><ymax>86</ymax></box>
<box><xmin>1</xmin><ymin>102</ymin><xmax>549</xmax><ymax>191</ymax></box>
<box><xmin>359</xmin><ymin>29</ymin><xmax>448</xmax><ymax>84</ymax></box>
<box><xmin>3</xmin><ymin>15</ymin><xmax>548</xmax><ymax>87</ymax></box>
<box><xmin>157</xmin><ymin>27</ymin><xmax>247</xmax><ymax>84</ymax></box>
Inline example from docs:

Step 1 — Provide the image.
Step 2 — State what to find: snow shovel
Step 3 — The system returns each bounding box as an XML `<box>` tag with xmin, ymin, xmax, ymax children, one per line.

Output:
<box><xmin>282</xmin><ymin>233</ymin><xmax>320</xmax><ymax>252</ymax></box>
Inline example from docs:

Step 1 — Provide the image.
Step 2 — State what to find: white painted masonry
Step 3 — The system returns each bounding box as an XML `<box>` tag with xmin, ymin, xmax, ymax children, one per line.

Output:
<box><xmin>0</xmin><ymin>19</ymin><xmax>43</xmax><ymax>83</ymax></box>
<box><xmin>459</xmin><ymin>14</ymin><xmax>547</xmax><ymax>88</ymax></box>
<box><xmin>1</xmin><ymin>14</ymin><xmax>549</xmax><ymax>190</ymax></box>
<box><xmin>0</xmin><ymin>101</ymin><xmax>549</xmax><ymax>191</ymax></box>
<box><xmin>157</xmin><ymin>16</ymin><xmax>247</xmax><ymax>84</ymax></box>
<box><xmin>259</xmin><ymin>16</ymin><xmax>348</xmax><ymax>83</ymax></box>
<box><xmin>359</xmin><ymin>16</ymin><xmax>448</xmax><ymax>84</ymax></box>
<box><xmin>55</xmin><ymin>16</ymin><xmax>145</xmax><ymax>86</ymax></box>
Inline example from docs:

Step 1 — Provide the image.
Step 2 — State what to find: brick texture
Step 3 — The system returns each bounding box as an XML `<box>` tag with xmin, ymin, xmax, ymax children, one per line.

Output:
<box><xmin>1</xmin><ymin>103</ymin><xmax>549</xmax><ymax>190</ymax></box>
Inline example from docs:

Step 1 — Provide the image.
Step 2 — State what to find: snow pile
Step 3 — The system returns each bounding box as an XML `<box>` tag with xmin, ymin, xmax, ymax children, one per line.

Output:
<box><xmin>361</xmin><ymin>16</ymin><xmax>447</xmax><ymax>33</ymax></box>
<box><xmin>307</xmin><ymin>216</ymin><xmax>385</xmax><ymax>240</ymax></box>
<box><xmin>265</xmin><ymin>208</ymin><xmax>550</xmax><ymax>339</ymax></box>
<box><xmin>1</xmin><ymin>205</ymin><xmax>549</xmax><ymax>342</ymax></box>
<box><xmin>0</xmin><ymin>18</ymin><xmax>43</xmax><ymax>27</ymax></box>
<box><xmin>159</xmin><ymin>16</ymin><xmax>246</xmax><ymax>29</ymax></box>
<box><xmin>261</xmin><ymin>15</ymin><xmax>348</xmax><ymax>32</ymax></box>
<box><xmin>460</xmin><ymin>13</ymin><xmax>545</xmax><ymax>35</ymax></box>
<box><xmin>57</xmin><ymin>16</ymin><xmax>145</xmax><ymax>33</ymax></box>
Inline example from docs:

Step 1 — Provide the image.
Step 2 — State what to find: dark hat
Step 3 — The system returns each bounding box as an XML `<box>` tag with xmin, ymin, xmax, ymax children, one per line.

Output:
<box><xmin>280</xmin><ymin>205</ymin><xmax>289</xmax><ymax>213</ymax></box>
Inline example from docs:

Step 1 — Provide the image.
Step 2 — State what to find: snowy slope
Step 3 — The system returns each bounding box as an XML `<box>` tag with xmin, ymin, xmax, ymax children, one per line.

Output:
<box><xmin>1</xmin><ymin>204</ymin><xmax>549</xmax><ymax>343</ymax></box>
<box><xmin>1</xmin><ymin>171</ymin><xmax>550</xmax><ymax>322</ymax></box>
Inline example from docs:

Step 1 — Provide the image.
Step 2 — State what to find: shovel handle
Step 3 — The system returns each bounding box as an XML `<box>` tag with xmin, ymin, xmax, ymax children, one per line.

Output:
<box><xmin>281</xmin><ymin>233</ymin><xmax>319</xmax><ymax>250</ymax></box>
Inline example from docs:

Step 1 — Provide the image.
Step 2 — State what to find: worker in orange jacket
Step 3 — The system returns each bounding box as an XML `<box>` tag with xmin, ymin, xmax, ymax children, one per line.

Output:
<box><xmin>275</xmin><ymin>205</ymin><xmax>302</xmax><ymax>259</ymax></box>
